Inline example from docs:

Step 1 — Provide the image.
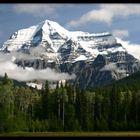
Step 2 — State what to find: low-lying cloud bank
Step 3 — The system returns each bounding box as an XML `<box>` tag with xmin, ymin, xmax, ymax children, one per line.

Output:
<box><xmin>0</xmin><ymin>52</ymin><xmax>76</xmax><ymax>82</ymax></box>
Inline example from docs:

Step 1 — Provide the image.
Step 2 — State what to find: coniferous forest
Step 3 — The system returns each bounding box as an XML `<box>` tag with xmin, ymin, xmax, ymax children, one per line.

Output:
<box><xmin>1</xmin><ymin>72</ymin><xmax>140</xmax><ymax>133</ymax></box>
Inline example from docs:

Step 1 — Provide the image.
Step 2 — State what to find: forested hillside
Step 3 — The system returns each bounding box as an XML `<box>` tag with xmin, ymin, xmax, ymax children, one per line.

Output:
<box><xmin>1</xmin><ymin>72</ymin><xmax>140</xmax><ymax>132</ymax></box>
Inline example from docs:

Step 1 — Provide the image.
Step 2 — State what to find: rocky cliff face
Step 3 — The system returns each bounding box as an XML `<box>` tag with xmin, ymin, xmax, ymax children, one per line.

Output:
<box><xmin>1</xmin><ymin>19</ymin><xmax>140</xmax><ymax>89</ymax></box>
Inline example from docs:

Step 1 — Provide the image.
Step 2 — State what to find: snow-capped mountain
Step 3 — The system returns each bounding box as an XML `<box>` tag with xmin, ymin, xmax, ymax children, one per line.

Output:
<box><xmin>1</xmin><ymin>19</ymin><xmax>140</xmax><ymax>89</ymax></box>
<box><xmin>1</xmin><ymin>19</ymin><xmax>126</xmax><ymax>63</ymax></box>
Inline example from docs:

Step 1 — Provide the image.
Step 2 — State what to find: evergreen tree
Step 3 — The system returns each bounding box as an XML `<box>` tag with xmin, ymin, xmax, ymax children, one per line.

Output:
<box><xmin>41</xmin><ymin>80</ymin><xmax>50</xmax><ymax>119</ymax></box>
<box><xmin>129</xmin><ymin>91</ymin><xmax>138</xmax><ymax>124</ymax></box>
<box><xmin>0</xmin><ymin>73</ymin><xmax>14</xmax><ymax>132</ymax></box>
<box><xmin>109</xmin><ymin>84</ymin><xmax>121</xmax><ymax>123</ymax></box>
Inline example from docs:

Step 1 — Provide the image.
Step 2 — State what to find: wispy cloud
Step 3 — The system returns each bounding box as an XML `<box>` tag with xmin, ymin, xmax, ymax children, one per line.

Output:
<box><xmin>68</xmin><ymin>4</ymin><xmax>140</xmax><ymax>27</ymax></box>
<box><xmin>9</xmin><ymin>46</ymin><xmax>48</xmax><ymax>60</ymax></box>
<box><xmin>112</xmin><ymin>29</ymin><xmax>129</xmax><ymax>39</ymax></box>
<box><xmin>100</xmin><ymin>63</ymin><xmax>126</xmax><ymax>73</ymax></box>
<box><xmin>116</xmin><ymin>37</ymin><xmax>140</xmax><ymax>60</ymax></box>
<box><xmin>13</xmin><ymin>4</ymin><xmax>61</xmax><ymax>17</ymax></box>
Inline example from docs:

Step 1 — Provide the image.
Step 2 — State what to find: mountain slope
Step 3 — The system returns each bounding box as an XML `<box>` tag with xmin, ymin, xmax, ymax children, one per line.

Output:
<box><xmin>1</xmin><ymin>19</ymin><xmax>140</xmax><ymax>89</ymax></box>
<box><xmin>115</xmin><ymin>70</ymin><xmax>140</xmax><ymax>89</ymax></box>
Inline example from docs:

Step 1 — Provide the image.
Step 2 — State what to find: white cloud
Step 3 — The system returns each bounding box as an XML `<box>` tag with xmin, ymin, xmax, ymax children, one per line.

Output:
<box><xmin>68</xmin><ymin>4</ymin><xmax>140</xmax><ymax>27</ymax></box>
<box><xmin>100</xmin><ymin>63</ymin><xmax>116</xmax><ymax>71</ymax></box>
<box><xmin>100</xmin><ymin>63</ymin><xmax>126</xmax><ymax>73</ymax></box>
<box><xmin>116</xmin><ymin>37</ymin><xmax>140</xmax><ymax>60</ymax></box>
<box><xmin>29</xmin><ymin>46</ymin><xmax>46</xmax><ymax>56</ymax></box>
<box><xmin>8</xmin><ymin>46</ymin><xmax>47</xmax><ymax>60</ymax></box>
<box><xmin>112</xmin><ymin>29</ymin><xmax>129</xmax><ymax>39</ymax></box>
<box><xmin>13</xmin><ymin>4</ymin><xmax>61</xmax><ymax>17</ymax></box>
<box><xmin>0</xmin><ymin>52</ymin><xmax>76</xmax><ymax>82</ymax></box>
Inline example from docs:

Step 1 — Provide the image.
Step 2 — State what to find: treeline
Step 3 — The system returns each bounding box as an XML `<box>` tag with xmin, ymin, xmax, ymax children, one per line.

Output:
<box><xmin>1</xmin><ymin>73</ymin><xmax>140</xmax><ymax>132</ymax></box>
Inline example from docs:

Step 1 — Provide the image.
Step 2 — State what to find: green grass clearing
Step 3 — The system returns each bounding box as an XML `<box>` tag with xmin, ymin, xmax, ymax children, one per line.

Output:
<box><xmin>1</xmin><ymin>131</ymin><xmax>140</xmax><ymax>137</ymax></box>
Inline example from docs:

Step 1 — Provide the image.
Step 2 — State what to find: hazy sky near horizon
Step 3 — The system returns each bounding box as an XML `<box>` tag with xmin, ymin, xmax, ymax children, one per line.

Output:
<box><xmin>1</xmin><ymin>3</ymin><xmax>140</xmax><ymax>46</ymax></box>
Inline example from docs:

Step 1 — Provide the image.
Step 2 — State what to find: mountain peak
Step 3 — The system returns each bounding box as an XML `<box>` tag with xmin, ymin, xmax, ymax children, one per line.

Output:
<box><xmin>41</xmin><ymin>19</ymin><xmax>69</xmax><ymax>34</ymax></box>
<box><xmin>1</xmin><ymin>19</ymin><xmax>126</xmax><ymax>62</ymax></box>
<box><xmin>43</xmin><ymin>19</ymin><xmax>59</xmax><ymax>25</ymax></box>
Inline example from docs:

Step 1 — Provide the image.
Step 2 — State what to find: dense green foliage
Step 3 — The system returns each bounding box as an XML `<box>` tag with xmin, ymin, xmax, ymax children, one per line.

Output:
<box><xmin>1</xmin><ymin>72</ymin><xmax>140</xmax><ymax>132</ymax></box>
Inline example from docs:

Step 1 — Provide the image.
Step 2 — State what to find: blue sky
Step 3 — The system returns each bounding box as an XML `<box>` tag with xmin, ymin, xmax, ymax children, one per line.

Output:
<box><xmin>1</xmin><ymin>3</ymin><xmax>140</xmax><ymax>47</ymax></box>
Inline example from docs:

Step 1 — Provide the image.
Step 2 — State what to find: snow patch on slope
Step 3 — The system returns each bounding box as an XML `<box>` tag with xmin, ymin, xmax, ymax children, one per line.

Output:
<box><xmin>74</xmin><ymin>55</ymin><xmax>88</xmax><ymax>62</ymax></box>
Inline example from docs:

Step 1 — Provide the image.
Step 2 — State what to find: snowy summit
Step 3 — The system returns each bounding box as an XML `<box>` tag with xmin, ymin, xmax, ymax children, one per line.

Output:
<box><xmin>1</xmin><ymin>19</ymin><xmax>126</xmax><ymax>63</ymax></box>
